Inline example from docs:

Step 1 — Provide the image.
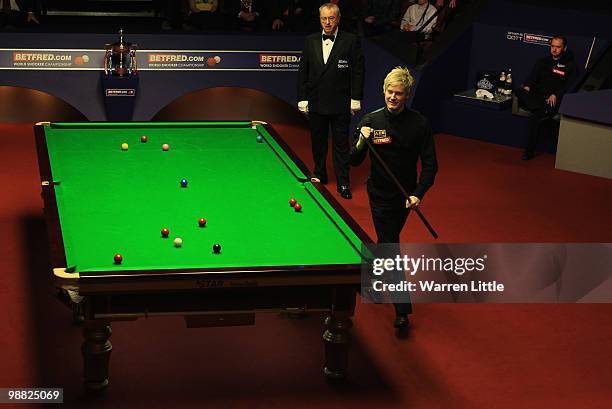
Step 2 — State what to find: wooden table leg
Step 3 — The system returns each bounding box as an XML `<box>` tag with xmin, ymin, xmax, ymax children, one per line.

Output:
<box><xmin>82</xmin><ymin>322</ymin><xmax>112</xmax><ymax>391</ymax></box>
<box><xmin>322</xmin><ymin>311</ymin><xmax>352</xmax><ymax>379</ymax></box>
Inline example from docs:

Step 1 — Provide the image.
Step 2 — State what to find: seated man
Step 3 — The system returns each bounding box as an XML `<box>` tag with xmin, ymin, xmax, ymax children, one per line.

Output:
<box><xmin>185</xmin><ymin>0</ymin><xmax>224</xmax><ymax>30</ymax></box>
<box><xmin>432</xmin><ymin>0</ymin><xmax>456</xmax><ymax>33</ymax></box>
<box><xmin>270</xmin><ymin>0</ymin><xmax>315</xmax><ymax>32</ymax></box>
<box><xmin>1</xmin><ymin>0</ymin><xmax>39</xmax><ymax>26</ymax></box>
<box><xmin>515</xmin><ymin>35</ymin><xmax>577</xmax><ymax>160</ymax></box>
<box><xmin>229</xmin><ymin>0</ymin><xmax>269</xmax><ymax>31</ymax></box>
<box><xmin>400</xmin><ymin>0</ymin><xmax>437</xmax><ymax>39</ymax></box>
<box><xmin>362</xmin><ymin>0</ymin><xmax>401</xmax><ymax>37</ymax></box>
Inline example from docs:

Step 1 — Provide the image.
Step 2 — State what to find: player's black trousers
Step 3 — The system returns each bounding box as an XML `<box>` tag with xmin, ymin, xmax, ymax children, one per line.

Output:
<box><xmin>370</xmin><ymin>193</ymin><xmax>413</xmax><ymax>316</ymax></box>
<box><xmin>515</xmin><ymin>88</ymin><xmax>559</xmax><ymax>155</ymax></box>
<box><xmin>308</xmin><ymin>112</ymin><xmax>351</xmax><ymax>187</ymax></box>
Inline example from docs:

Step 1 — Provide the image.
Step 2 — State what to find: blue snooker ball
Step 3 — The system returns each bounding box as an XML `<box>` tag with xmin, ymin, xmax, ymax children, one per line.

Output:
<box><xmin>180</xmin><ymin>179</ymin><xmax>188</xmax><ymax>188</ymax></box>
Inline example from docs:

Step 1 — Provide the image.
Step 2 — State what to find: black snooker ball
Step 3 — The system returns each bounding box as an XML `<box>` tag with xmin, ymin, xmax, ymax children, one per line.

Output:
<box><xmin>213</xmin><ymin>244</ymin><xmax>221</xmax><ymax>254</ymax></box>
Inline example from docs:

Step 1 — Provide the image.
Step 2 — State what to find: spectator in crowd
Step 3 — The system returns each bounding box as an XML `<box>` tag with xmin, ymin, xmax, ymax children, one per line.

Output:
<box><xmin>159</xmin><ymin>0</ymin><xmax>186</xmax><ymax>30</ymax></box>
<box><xmin>230</xmin><ymin>0</ymin><xmax>269</xmax><ymax>31</ymax></box>
<box><xmin>434</xmin><ymin>0</ymin><xmax>457</xmax><ymax>9</ymax></box>
<box><xmin>515</xmin><ymin>35</ymin><xmax>577</xmax><ymax>160</ymax></box>
<box><xmin>433</xmin><ymin>0</ymin><xmax>456</xmax><ymax>33</ymax></box>
<box><xmin>270</xmin><ymin>0</ymin><xmax>316</xmax><ymax>32</ymax></box>
<box><xmin>1</xmin><ymin>0</ymin><xmax>39</xmax><ymax>26</ymax></box>
<box><xmin>400</xmin><ymin>0</ymin><xmax>437</xmax><ymax>39</ymax></box>
<box><xmin>362</xmin><ymin>0</ymin><xmax>401</xmax><ymax>37</ymax></box>
<box><xmin>184</xmin><ymin>0</ymin><xmax>224</xmax><ymax>30</ymax></box>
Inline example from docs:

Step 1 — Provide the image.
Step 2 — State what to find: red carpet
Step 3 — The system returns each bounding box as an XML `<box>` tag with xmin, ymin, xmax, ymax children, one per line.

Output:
<box><xmin>1</xmin><ymin>123</ymin><xmax>611</xmax><ymax>408</ymax></box>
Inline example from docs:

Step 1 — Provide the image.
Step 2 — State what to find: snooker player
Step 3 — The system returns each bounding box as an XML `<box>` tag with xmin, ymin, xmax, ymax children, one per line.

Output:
<box><xmin>350</xmin><ymin>66</ymin><xmax>438</xmax><ymax>328</ymax></box>
<box><xmin>515</xmin><ymin>35</ymin><xmax>577</xmax><ymax>160</ymax></box>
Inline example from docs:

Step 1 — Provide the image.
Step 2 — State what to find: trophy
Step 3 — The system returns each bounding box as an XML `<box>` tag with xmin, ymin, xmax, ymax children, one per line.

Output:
<box><xmin>104</xmin><ymin>29</ymin><xmax>138</xmax><ymax>76</ymax></box>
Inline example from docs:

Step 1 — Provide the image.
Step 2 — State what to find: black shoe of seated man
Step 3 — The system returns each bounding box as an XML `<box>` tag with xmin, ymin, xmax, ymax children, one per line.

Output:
<box><xmin>394</xmin><ymin>314</ymin><xmax>410</xmax><ymax>329</ymax></box>
<box><xmin>522</xmin><ymin>151</ymin><xmax>534</xmax><ymax>160</ymax></box>
<box><xmin>337</xmin><ymin>185</ymin><xmax>352</xmax><ymax>199</ymax></box>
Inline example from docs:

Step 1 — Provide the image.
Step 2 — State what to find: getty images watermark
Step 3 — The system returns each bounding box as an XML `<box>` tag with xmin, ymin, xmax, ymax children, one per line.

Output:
<box><xmin>361</xmin><ymin>243</ymin><xmax>612</xmax><ymax>303</ymax></box>
<box><xmin>371</xmin><ymin>253</ymin><xmax>502</xmax><ymax>292</ymax></box>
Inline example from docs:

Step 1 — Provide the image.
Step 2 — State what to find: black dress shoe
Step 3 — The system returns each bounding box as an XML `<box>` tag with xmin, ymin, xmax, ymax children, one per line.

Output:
<box><xmin>393</xmin><ymin>315</ymin><xmax>411</xmax><ymax>329</ymax></box>
<box><xmin>522</xmin><ymin>151</ymin><xmax>534</xmax><ymax>160</ymax></box>
<box><xmin>337</xmin><ymin>185</ymin><xmax>352</xmax><ymax>199</ymax></box>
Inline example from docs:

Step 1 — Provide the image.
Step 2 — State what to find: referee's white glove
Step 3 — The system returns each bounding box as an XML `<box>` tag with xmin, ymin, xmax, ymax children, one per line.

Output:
<box><xmin>298</xmin><ymin>101</ymin><xmax>308</xmax><ymax>115</ymax></box>
<box><xmin>350</xmin><ymin>99</ymin><xmax>361</xmax><ymax>116</ymax></box>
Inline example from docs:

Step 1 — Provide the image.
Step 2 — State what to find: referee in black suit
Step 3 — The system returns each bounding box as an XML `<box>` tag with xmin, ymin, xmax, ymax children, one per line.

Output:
<box><xmin>297</xmin><ymin>2</ymin><xmax>365</xmax><ymax>199</ymax></box>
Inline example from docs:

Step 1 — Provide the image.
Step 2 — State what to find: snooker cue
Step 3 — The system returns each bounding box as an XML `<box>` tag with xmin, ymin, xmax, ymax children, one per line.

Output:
<box><xmin>584</xmin><ymin>37</ymin><xmax>596</xmax><ymax>69</ymax></box>
<box><xmin>360</xmin><ymin>132</ymin><xmax>439</xmax><ymax>239</ymax></box>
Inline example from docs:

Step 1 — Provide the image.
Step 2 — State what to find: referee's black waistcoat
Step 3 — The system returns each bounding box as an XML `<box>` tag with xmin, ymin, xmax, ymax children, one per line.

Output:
<box><xmin>297</xmin><ymin>30</ymin><xmax>365</xmax><ymax>115</ymax></box>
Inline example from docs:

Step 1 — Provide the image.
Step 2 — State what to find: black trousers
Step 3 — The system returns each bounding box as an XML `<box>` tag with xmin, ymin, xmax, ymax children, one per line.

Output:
<box><xmin>370</xmin><ymin>193</ymin><xmax>413</xmax><ymax>315</ymax></box>
<box><xmin>515</xmin><ymin>88</ymin><xmax>558</xmax><ymax>155</ymax></box>
<box><xmin>308</xmin><ymin>112</ymin><xmax>351</xmax><ymax>187</ymax></box>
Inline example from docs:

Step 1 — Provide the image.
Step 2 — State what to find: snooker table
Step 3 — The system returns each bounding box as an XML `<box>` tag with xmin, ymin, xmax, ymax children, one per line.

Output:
<box><xmin>34</xmin><ymin>121</ymin><xmax>371</xmax><ymax>391</ymax></box>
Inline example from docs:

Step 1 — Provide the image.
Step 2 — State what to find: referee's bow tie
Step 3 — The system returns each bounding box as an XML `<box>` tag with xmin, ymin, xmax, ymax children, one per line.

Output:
<box><xmin>322</xmin><ymin>34</ymin><xmax>335</xmax><ymax>41</ymax></box>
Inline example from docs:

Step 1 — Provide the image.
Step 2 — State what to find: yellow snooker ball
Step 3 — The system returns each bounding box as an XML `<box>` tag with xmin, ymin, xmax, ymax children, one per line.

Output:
<box><xmin>121</xmin><ymin>143</ymin><xmax>129</xmax><ymax>150</ymax></box>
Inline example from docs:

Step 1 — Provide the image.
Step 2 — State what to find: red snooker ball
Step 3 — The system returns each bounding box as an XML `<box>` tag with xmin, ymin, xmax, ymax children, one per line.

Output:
<box><xmin>113</xmin><ymin>254</ymin><xmax>123</xmax><ymax>264</ymax></box>
<box><xmin>198</xmin><ymin>218</ymin><xmax>207</xmax><ymax>227</ymax></box>
<box><xmin>294</xmin><ymin>203</ymin><xmax>302</xmax><ymax>212</ymax></box>
<box><xmin>289</xmin><ymin>198</ymin><xmax>297</xmax><ymax>207</ymax></box>
<box><xmin>161</xmin><ymin>228</ymin><xmax>170</xmax><ymax>237</ymax></box>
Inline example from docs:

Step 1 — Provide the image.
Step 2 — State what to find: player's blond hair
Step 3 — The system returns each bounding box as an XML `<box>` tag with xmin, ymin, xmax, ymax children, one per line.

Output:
<box><xmin>319</xmin><ymin>2</ymin><xmax>341</xmax><ymax>17</ymax></box>
<box><xmin>383</xmin><ymin>67</ymin><xmax>414</xmax><ymax>94</ymax></box>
